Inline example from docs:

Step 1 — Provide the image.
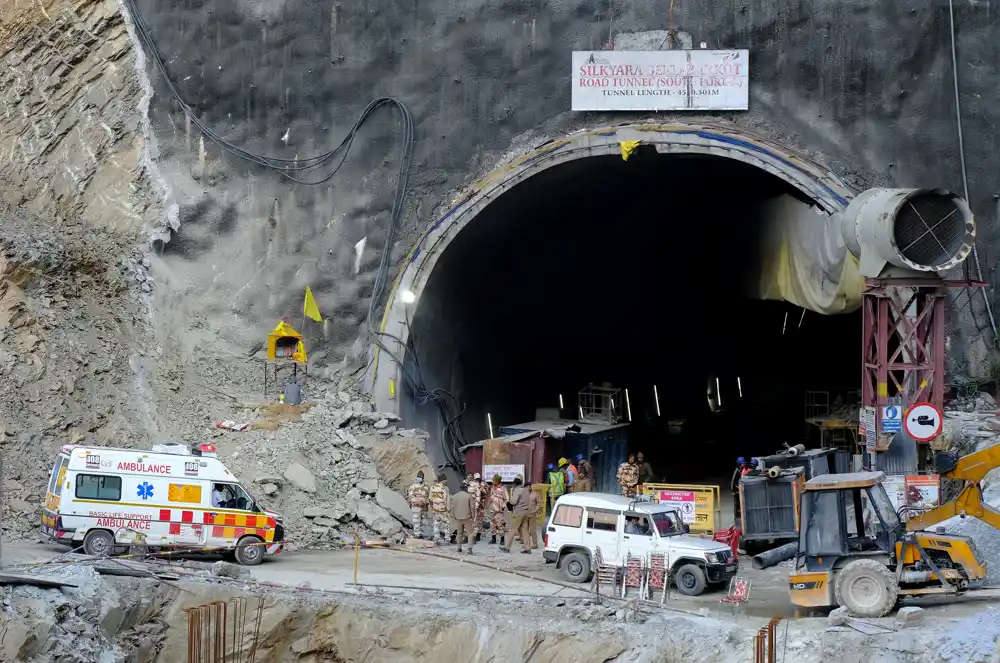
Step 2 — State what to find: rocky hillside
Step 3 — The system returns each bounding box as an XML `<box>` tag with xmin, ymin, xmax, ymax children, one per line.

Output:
<box><xmin>0</xmin><ymin>203</ymin><xmax>154</xmax><ymax>538</ymax></box>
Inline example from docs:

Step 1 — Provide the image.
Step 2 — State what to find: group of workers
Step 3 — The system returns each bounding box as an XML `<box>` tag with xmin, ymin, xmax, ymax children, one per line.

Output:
<box><xmin>405</xmin><ymin>470</ymin><xmax>542</xmax><ymax>554</ymax></box>
<box><xmin>544</xmin><ymin>454</ymin><xmax>593</xmax><ymax>509</ymax></box>
<box><xmin>404</xmin><ymin>450</ymin><xmax>659</xmax><ymax>553</ymax></box>
<box><xmin>615</xmin><ymin>452</ymin><xmax>655</xmax><ymax>498</ymax></box>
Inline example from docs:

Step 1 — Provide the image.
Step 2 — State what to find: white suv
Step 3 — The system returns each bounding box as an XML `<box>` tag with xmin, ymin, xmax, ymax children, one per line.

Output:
<box><xmin>542</xmin><ymin>492</ymin><xmax>737</xmax><ymax>596</ymax></box>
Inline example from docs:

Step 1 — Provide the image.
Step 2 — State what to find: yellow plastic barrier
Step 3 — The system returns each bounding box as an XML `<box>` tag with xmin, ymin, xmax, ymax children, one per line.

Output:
<box><xmin>531</xmin><ymin>483</ymin><xmax>550</xmax><ymax>521</ymax></box>
<box><xmin>639</xmin><ymin>483</ymin><xmax>721</xmax><ymax>535</ymax></box>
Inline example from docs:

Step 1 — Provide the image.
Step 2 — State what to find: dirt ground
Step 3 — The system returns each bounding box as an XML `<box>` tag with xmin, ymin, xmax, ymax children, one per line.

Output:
<box><xmin>9</xmin><ymin>535</ymin><xmax>998</xmax><ymax>626</ymax></box>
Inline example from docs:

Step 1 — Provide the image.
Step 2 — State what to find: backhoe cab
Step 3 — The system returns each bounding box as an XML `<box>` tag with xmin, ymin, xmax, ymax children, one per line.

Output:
<box><xmin>789</xmin><ymin>470</ymin><xmax>987</xmax><ymax>617</ymax></box>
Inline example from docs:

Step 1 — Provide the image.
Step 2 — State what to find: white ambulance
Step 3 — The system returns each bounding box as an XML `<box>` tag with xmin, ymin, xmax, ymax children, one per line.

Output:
<box><xmin>41</xmin><ymin>442</ymin><xmax>284</xmax><ymax>565</ymax></box>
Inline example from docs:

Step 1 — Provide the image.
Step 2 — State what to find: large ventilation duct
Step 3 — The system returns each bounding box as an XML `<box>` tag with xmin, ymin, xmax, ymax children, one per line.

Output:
<box><xmin>840</xmin><ymin>188</ymin><xmax>975</xmax><ymax>278</ymax></box>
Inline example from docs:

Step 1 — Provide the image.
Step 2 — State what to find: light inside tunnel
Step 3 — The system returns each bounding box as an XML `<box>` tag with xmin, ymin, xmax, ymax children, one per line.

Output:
<box><xmin>401</xmin><ymin>148</ymin><xmax>861</xmax><ymax>481</ymax></box>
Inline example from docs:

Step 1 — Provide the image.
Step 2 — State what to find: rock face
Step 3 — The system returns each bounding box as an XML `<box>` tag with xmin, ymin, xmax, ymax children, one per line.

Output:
<box><xmin>118</xmin><ymin>0</ymin><xmax>1000</xmax><ymax>394</ymax></box>
<box><xmin>0</xmin><ymin>0</ymin><xmax>153</xmax><ymax>230</ymax></box>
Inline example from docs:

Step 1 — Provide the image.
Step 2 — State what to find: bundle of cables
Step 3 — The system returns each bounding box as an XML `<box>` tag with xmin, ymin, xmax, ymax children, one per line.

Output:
<box><xmin>122</xmin><ymin>0</ymin><xmax>466</xmax><ymax>466</ymax></box>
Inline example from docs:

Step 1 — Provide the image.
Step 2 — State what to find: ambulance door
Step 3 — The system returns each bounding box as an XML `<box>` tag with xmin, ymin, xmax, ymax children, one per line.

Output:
<box><xmin>166</xmin><ymin>479</ymin><xmax>210</xmax><ymax>546</ymax></box>
<box><xmin>45</xmin><ymin>456</ymin><xmax>68</xmax><ymax>510</ymax></box>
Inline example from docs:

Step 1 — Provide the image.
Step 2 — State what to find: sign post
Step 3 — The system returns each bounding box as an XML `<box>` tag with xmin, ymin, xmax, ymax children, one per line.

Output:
<box><xmin>861</xmin><ymin>406</ymin><xmax>877</xmax><ymax>453</ymax></box>
<box><xmin>572</xmin><ymin>50</ymin><xmax>749</xmax><ymax>111</ymax></box>
<box><xmin>881</xmin><ymin>405</ymin><xmax>902</xmax><ymax>433</ymax></box>
<box><xmin>483</xmin><ymin>464</ymin><xmax>525</xmax><ymax>483</ymax></box>
<box><xmin>904</xmin><ymin>402</ymin><xmax>944</xmax><ymax>442</ymax></box>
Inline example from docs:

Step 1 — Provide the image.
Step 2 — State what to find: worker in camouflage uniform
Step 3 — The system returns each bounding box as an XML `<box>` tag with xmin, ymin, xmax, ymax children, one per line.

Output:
<box><xmin>465</xmin><ymin>474</ymin><xmax>480</xmax><ymax>536</ymax></box>
<box><xmin>428</xmin><ymin>472</ymin><xmax>452</xmax><ymax>542</ymax></box>
<box><xmin>406</xmin><ymin>470</ymin><xmax>430</xmax><ymax>538</ymax></box>
<box><xmin>475</xmin><ymin>472</ymin><xmax>489</xmax><ymax>540</ymax></box>
<box><xmin>486</xmin><ymin>474</ymin><xmax>511</xmax><ymax>552</ymax></box>
<box><xmin>617</xmin><ymin>454</ymin><xmax>640</xmax><ymax>498</ymax></box>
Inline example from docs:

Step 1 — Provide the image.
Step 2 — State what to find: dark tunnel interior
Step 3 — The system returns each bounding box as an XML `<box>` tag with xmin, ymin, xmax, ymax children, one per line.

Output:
<box><xmin>402</xmin><ymin>149</ymin><xmax>861</xmax><ymax>482</ymax></box>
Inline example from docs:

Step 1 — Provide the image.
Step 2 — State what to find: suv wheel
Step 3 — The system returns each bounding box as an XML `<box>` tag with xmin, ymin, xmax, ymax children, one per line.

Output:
<box><xmin>674</xmin><ymin>563</ymin><xmax>707</xmax><ymax>596</ymax></box>
<box><xmin>560</xmin><ymin>552</ymin><xmax>591</xmax><ymax>583</ymax></box>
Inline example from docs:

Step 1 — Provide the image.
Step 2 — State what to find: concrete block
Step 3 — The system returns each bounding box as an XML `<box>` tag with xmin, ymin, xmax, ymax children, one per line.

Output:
<box><xmin>893</xmin><ymin>606</ymin><xmax>924</xmax><ymax>629</ymax></box>
<box><xmin>828</xmin><ymin>606</ymin><xmax>850</xmax><ymax>626</ymax></box>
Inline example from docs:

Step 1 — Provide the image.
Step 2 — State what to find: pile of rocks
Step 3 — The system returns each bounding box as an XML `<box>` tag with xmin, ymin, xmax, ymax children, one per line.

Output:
<box><xmin>1</xmin><ymin>564</ymin><xmax>170</xmax><ymax>663</ymax></box>
<box><xmin>940</xmin><ymin>393</ymin><xmax>1000</xmax><ymax>583</ymax></box>
<box><xmin>0</xmin><ymin>205</ymin><xmax>152</xmax><ymax>542</ymax></box>
<box><xmin>210</xmin><ymin>392</ymin><xmax>436</xmax><ymax>547</ymax></box>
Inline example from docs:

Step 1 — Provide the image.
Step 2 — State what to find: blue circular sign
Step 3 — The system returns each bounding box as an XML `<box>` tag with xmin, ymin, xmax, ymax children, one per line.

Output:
<box><xmin>884</xmin><ymin>406</ymin><xmax>899</xmax><ymax>419</ymax></box>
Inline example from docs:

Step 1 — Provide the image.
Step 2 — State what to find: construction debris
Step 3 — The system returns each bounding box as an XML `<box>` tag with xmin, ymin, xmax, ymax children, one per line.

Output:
<box><xmin>0</xmin><ymin>572</ymin><xmax>78</xmax><ymax>589</ymax></box>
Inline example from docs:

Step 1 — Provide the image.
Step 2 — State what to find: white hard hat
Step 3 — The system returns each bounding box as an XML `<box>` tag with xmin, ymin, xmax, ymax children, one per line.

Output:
<box><xmin>473</xmin><ymin>472</ymin><xmax>481</xmax><ymax>479</ymax></box>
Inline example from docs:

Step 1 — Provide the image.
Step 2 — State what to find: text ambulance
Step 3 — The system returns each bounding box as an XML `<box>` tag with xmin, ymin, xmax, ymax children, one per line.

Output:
<box><xmin>42</xmin><ymin>443</ymin><xmax>283</xmax><ymax>565</ymax></box>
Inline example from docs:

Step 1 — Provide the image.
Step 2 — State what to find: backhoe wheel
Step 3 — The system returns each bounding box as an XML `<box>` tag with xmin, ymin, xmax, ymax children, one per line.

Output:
<box><xmin>834</xmin><ymin>559</ymin><xmax>899</xmax><ymax>618</ymax></box>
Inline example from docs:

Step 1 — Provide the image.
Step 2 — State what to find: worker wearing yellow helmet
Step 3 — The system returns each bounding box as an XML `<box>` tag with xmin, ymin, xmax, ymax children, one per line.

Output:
<box><xmin>558</xmin><ymin>457</ymin><xmax>578</xmax><ymax>491</ymax></box>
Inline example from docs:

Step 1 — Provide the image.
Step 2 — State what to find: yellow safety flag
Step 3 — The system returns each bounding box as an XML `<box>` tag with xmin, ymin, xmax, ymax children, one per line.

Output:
<box><xmin>303</xmin><ymin>285</ymin><xmax>323</xmax><ymax>322</ymax></box>
<box><xmin>620</xmin><ymin>140</ymin><xmax>641</xmax><ymax>161</ymax></box>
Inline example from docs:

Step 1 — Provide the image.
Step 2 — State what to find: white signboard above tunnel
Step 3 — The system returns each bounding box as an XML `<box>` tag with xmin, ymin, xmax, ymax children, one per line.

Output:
<box><xmin>571</xmin><ymin>50</ymin><xmax>749</xmax><ymax>111</ymax></box>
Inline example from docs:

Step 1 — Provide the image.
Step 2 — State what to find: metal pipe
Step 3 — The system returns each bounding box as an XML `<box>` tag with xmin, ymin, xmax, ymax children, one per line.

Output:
<box><xmin>949</xmin><ymin>0</ymin><xmax>998</xmax><ymax>341</ymax></box>
<box><xmin>899</xmin><ymin>570</ymin><xmax>933</xmax><ymax>583</ymax></box>
<box><xmin>767</xmin><ymin>616</ymin><xmax>782</xmax><ymax>663</ymax></box>
<box><xmin>751</xmin><ymin>542</ymin><xmax>798</xmax><ymax>570</ymax></box>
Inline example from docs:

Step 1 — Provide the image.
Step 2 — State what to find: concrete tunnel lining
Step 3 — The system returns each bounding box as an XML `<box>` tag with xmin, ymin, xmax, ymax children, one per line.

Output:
<box><xmin>369</xmin><ymin>123</ymin><xmax>856</xmax><ymax>418</ymax></box>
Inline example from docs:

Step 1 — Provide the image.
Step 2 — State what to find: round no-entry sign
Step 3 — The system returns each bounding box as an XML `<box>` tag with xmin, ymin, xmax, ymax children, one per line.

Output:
<box><xmin>904</xmin><ymin>402</ymin><xmax>943</xmax><ymax>442</ymax></box>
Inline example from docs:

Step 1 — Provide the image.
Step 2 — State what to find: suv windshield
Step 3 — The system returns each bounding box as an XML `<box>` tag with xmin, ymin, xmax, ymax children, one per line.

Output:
<box><xmin>651</xmin><ymin>511</ymin><xmax>684</xmax><ymax>537</ymax></box>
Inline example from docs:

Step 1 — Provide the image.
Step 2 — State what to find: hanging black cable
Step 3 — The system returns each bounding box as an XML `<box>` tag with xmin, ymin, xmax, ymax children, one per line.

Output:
<box><xmin>122</xmin><ymin>0</ymin><xmax>465</xmax><ymax>464</ymax></box>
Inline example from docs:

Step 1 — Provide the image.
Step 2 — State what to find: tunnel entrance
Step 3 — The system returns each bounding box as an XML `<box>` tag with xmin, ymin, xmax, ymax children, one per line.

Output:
<box><xmin>395</xmin><ymin>144</ymin><xmax>861</xmax><ymax>486</ymax></box>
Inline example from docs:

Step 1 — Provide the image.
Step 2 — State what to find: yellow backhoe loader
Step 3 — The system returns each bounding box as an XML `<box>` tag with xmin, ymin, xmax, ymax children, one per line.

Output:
<box><xmin>789</xmin><ymin>443</ymin><xmax>1000</xmax><ymax>616</ymax></box>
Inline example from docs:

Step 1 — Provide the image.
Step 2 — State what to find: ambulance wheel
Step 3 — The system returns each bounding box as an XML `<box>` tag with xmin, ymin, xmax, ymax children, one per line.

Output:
<box><xmin>83</xmin><ymin>529</ymin><xmax>115</xmax><ymax>557</ymax></box>
<box><xmin>234</xmin><ymin>536</ymin><xmax>264</xmax><ymax>566</ymax></box>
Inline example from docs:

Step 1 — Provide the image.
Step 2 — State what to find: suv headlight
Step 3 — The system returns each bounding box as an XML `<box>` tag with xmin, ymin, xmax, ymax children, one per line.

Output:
<box><xmin>704</xmin><ymin>552</ymin><xmax>722</xmax><ymax>564</ymax></box>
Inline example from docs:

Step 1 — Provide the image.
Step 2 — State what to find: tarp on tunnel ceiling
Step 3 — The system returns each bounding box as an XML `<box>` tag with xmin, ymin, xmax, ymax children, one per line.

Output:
<box><xmin>756</xmin><ymin>194</ymin><xmax>864</xmax><ymax>315</ymax></box>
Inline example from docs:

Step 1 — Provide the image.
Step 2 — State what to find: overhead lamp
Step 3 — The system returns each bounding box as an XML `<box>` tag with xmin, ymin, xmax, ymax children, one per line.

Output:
<box><xmin>716</xmin><ymin>377</ymin><xmax>722</xmax><ymax>407</ymax></box>
<box><xmin>487</xmin><ymin>412</ymin><xmax>494</xmax><ymax>439</ymax></box>
<box><xmin>737</xmin><ymin>377</ymin><xmax>743</xmax><ymax>398</ymax></box>
<box><xmin>625</xmin><ymin>388</ymin><xmax>632</xmax><ymax>422</ymax></box>
<box><xmin>399</xmin><ymin>288</ymin><xmax>416</xmax><ymax>304</ymax></box>
<box><xmin>559</xmin><ymin>394</ymin><xmax>564</xmax><ymax>409</ymax></box>
<box><xmin>653</xmin><ymin>385</ymin><xmax>661</xmax><ymax>417</ymax></box>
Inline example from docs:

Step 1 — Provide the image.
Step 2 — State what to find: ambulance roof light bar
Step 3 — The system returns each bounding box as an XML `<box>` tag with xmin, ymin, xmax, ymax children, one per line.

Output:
<box><xmin>191</xmin><ymin>442</ymin><xmax>218</xmax><ymax>458</ymax></box>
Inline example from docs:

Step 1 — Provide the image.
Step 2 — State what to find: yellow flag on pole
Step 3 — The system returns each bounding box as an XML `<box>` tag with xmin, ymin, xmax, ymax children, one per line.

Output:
<box><xmin>303</xmin><ymin>285</ymin><xmax>322</xmax><ymax>322</ymax></box>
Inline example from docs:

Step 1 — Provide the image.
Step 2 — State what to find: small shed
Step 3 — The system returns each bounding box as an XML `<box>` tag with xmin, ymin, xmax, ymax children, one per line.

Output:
<box><xmin>460</xmin><ymin>431</ymin><xmax>547</xmax><ymax>484</ymax></box>
<box><xmin>499</xmin><ymin>418</ymin><xmax>630</xmax><ymax>494</ymax></box>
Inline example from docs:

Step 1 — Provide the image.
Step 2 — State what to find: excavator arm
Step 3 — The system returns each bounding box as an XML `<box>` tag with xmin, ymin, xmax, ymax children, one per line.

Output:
<box><xmin>906</xmin><ymin>443</ymin><xmax>1000</xmax><ymax>532</ymax></box>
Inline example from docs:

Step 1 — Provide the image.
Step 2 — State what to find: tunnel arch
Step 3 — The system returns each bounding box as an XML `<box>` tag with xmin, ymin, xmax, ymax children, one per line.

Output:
<box><xmin>369</xmin><ymin>122</ymin><xmax>855</xmax><ymax>415</ymax></box>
